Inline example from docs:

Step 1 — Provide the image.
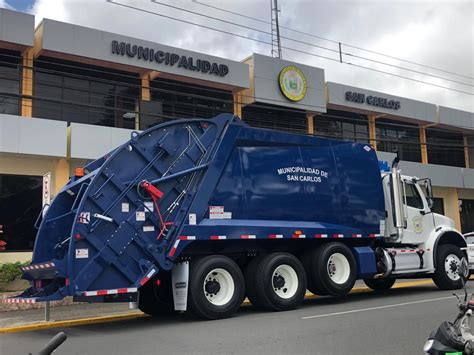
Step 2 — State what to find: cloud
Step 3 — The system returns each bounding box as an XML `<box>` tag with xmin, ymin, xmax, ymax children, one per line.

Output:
<box><xmin>25</xmin><ymin>0</ymin><xmax>474</xmax><ymax>112</ymax></box>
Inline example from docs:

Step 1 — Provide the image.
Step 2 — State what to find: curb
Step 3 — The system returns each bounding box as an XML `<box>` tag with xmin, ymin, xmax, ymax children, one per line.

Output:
<box><xmin>0</xmin><ymin>279</ymin><xmax>435</xmax><ymax>334</ymax></box>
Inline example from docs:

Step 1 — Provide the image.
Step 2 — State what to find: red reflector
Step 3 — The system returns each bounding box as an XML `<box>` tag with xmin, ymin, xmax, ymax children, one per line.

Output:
<box><xmin>97</xmin><ymin>290</ymin><xmax>108</xmax><ymax>296</ymax></box>
<box><xmin>35</xmin><ymin>280</ymin><xmax>42</xmax><ymax>289</ymax></box>
<box><xmin>156</xmin><ymin>279</ymin><xmax>161</xmax><ymax>286</ymax></box>
<box><xmin>65</xmin><ymin>278</ymin><xmax>70</xmax><ymax>286</ymax></box>
<box><xmin>75</xmin><ymin>233</ymin><xmax>81</xmax><ymax>240</ymax></box>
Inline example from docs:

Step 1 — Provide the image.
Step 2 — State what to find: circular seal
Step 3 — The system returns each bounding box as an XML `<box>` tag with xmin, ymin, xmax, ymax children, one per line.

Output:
<box><xmin>278</xmin><ymin>66</ymin><xmax>307</xmax><ymax>102</ymax></box>
<box><xmin>413</xmin><ymin>216</ymin><xmax>423</xmax><ymax>234</ymax></box>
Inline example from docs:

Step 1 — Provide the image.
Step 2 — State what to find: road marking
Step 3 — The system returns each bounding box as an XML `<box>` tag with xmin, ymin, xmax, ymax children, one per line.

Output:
<box><xmin>301</xmin><ymin>295</ymin><xmax>453</xmax><ymax>320</ymax></box>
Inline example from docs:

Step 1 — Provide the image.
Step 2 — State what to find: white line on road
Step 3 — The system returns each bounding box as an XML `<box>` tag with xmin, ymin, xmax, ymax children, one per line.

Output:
<box><xmin>301</xmin><ymin>295</ymin><xmax>453</xmax><ymax>320</ymax></box>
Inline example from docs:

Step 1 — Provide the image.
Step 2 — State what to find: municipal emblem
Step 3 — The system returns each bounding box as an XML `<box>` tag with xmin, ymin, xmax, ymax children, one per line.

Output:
<box><xmin>278</xmin><ymin>65</ymin><xmax>307</xmax><ymax>102</ymax></box>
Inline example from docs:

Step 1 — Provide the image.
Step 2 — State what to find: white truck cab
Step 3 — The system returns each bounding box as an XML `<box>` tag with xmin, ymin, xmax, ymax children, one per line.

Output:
<box><xmin>373</xmin><ymin>158</ymin><xmax>467</xmax><ymax>290</ymax></box>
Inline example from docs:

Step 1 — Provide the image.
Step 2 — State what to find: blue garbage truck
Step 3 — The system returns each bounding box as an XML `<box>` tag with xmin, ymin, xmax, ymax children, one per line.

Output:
<box><xmin>5</xmin><ymin>114</ymin><xmax>468</xmax><ymax>319</ymax></box>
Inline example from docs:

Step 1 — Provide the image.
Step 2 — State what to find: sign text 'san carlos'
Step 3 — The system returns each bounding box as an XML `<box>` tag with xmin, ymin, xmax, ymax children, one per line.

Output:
<box><xmin>112</xmin><ymin>41</ymin><xmax>229</xmax><ymax>77</ymax></box>
<box><xmin>345</xmin><ymin>91</ymin><xmax>401</xmax><ymax>110</ymax></box>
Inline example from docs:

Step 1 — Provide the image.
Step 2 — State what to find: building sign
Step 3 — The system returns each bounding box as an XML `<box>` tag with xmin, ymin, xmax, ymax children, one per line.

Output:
<box><xmin>278</xmin><ymin>66</ymin><xmax>307</xmax><ymax>102</ymax></box>
<box><xmin>345</xmin><ymin>91</ymin><xmax>401</xmax><ymax>110</ymax></box>
<box><xmin>111</xmin><ymin>40</ymin><xmax>229</xmax><ymax>77</ymax></box>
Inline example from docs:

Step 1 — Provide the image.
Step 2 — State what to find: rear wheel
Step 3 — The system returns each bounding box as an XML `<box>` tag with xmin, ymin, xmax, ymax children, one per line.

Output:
<box><xmin>363</xmin><ymin>277</ymin><xmax>396</xmax><ymax>291</ymax></box>
<box><xmin>188</xmin><ymin>255</ymin><xmax>245</xmax><ymax>320</ymax></box>
<box><xmin>310</xmin><ymin>243</ymin><xmax>357</xmax><ymax>297</ymax></box>
<box><xmin>302</xmin><ymin>248</ymin><xmax>328</xmax><ymax>296</ymax></box>
<box><xmin>244</xmin><ymin>255</ymin><xmax>266</xmax><ymax>309</ymax></box>
<box><xmin>250</xmin><ymin>252</ymin><xmax>307</xmax><ymax>311</ymax></box>
<box><xmin>433</xmin><ymin>244</ymin><xmax>467</xmax><ymax>290</ymax></box>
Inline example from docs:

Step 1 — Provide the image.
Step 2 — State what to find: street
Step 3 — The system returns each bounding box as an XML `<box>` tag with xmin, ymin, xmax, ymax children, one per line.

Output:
<box><xmin>1</xmin><ymin>281</ymin><xmax>469</xmax><ymax>355</ymax></box>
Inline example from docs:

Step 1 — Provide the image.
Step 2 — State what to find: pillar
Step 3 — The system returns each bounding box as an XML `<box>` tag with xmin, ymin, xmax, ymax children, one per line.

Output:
<box><xmin>141</xmin><ymin>74</ymin><xmax>150</xmax><ymax>101</ymax></box>
<box><xmin>420</xmin><ymin>126</ymin><xmax>428</xmax><ymax>164</ymax></box>
<box><xmin>368</xmin><ymin>114</ymin><xmax>377</xmax><ymax>150</ymax></box>
<box><xmin>464</xmin><ymin>135</ymin><xmax>469</xmax><ymax>168</ymax></box>
<box><xmin>54</xmin><ymin>158</ymin><xmax>70</xmax><ymax>195</ymax></box>
<box><xmin>307</xmin><ymin>113</ymin><xmax>314</xmax><ymax>135</ymax></box>
<box><xmin>21</xmin><ymin>48</ymin><xmax>34</xmax><ymax>117</ymax></box>
<box><xmin>233</xmin><ymin>92</ymin><xmax>242</xmax><ymax>117</ymax></box>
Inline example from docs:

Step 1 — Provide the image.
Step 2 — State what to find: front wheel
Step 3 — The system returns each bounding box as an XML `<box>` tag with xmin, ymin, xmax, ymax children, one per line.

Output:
<box><xmin>188</xmin><ymin>255</ymin><xmax>245</xmax><ymax>320</ymax></box>
<box><xmin>433</xmin><ymin>244</ymin><xmax>468</xmax><ymax>290</ymax></box>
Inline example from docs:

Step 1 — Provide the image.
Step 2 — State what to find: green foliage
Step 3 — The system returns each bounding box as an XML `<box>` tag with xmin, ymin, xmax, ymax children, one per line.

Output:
<box><xmin>0</xmin><ymin>261</ymin><xmax>31</xmax><ymax>283</ymax></box>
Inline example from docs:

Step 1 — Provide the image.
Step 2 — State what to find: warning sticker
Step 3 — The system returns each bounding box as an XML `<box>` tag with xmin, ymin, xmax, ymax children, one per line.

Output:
<box><xmin>189</xmin><ymin>213</ymin><xmax>197</xmax><ymax>225</ymax></box>
<box><xmin>143</xmin><ymin>225</ymin><xmax>155</xmax><ymax>232</ymax></box>
<box><xmin>364</xmin><ymin>145</ymin><xmax>371</xmax><ymax>152</ymax></box>
<box><xmin>144</xmin><ymin>201</ymin><xmax>154</xmax><ymax>212</ymax></box>
<box><xmin>78</xmin><ymin>212</ymin><xmax>90</xmax><ymax>224</ymax></box>
<box><xmin>210</xmin><ymin>206</ymin><xmax>224</xmax><ymax>219</ymax></box>
<box><xmin>121</xmin><ymin>203</ymin><xmax>129</xmax><ymax>213</ymax></box>
<box><xmin>75</xmin><ymin>248</ymin><xmax>89</xmax><ymax>259</ymax></box>
<box><xmin>223</xmin><ymin>212</ymin><xmax>232</xmax><ymax>219</ymax></box>
<box><xmin>136</xmin><ymin>211</ymin><xmax>146</xmax><ymax>222</ymax></box>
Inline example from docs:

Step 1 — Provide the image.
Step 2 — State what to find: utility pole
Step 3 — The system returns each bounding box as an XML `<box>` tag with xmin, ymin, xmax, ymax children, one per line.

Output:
<box><xmin>270</xmin><ymin>0</ymin><xmax>282</xmax><ymax>59</ymax></box>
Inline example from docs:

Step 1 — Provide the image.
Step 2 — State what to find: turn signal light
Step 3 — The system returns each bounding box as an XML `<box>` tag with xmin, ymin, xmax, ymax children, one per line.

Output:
<box><xmin>75</xmin><ymin>167</ymin><xmax>85</xmax><ymax>177</ymax></box>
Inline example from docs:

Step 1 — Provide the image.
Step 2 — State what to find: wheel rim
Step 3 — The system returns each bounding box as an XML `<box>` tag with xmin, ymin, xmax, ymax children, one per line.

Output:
<box><xmin>327</xmin><ymin>253</ymin><xmax>351</xmax><ymax>285</ymax></box>
<box><xmin>444</xmin><ymin>254</ymin><xmax>462</xmax><ymax>281</ymax></box>
<box><xmin>203</xmin><ymin>268</ymin><xmax>235</xmax><ymax>306</ymax></box>
<box><xmin>272</xmin><ymin>264</ymin><xmax>299</xmax><ymax>299</ymax></box>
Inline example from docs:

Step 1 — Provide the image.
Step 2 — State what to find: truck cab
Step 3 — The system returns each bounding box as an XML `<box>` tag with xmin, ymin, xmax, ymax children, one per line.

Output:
<box><xmin>377</xmin><ymin>158</ymin><xmax>466</xmax><ymax>287</ymax></box>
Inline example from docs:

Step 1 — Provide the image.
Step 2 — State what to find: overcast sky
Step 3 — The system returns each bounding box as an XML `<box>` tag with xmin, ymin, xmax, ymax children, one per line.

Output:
<box><xmin>3</xmin><ymin>0</ymin><xmax>474</xmax><ymax>112</ymax></box>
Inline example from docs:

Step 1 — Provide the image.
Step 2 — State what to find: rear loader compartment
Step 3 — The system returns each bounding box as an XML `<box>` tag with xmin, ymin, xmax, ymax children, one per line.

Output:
<box><xmin>7</xmin><ymin>113</ymin><xmax>385</xmax><ymax>304</ymax></box>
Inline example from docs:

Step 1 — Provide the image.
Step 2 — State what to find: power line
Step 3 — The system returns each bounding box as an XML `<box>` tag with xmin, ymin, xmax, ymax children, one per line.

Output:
<box><xmin>150</xmin><ymin>0</ymin><xmax>473</xmax><ymax>89</ymax></box>
<box><xmin>192</xmin><ymin>0</ymin><xmax>474</xmax><ymax>81</ymax></box>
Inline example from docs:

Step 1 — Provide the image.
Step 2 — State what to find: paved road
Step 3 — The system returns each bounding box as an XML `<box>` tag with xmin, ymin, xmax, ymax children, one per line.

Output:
<box><xmin>1</xmin><ymin>282</ymin><xmax>471</xmax><ymax>355</ymax></box>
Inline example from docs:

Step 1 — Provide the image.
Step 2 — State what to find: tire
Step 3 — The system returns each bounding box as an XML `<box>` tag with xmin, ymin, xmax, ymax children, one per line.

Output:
<box><xmin>138</xmin><ymin>273</ymin><xmax>174</xmax><ymax>316</ymax></box>
<box><xmin>363</xmin><ymin>277</ymin><xmax>396</xmax><ymax>291</ymax></box>
<box><xmin>251</xmin><ymin>252</ymin><xmax>307</xmax><ymax>311</ymax></box>
<box><xmin>244</xmin><ymin>255</ymin><xmax>267</xmax><ymax>309</ymax></box>
<box><xmin>301</xmin><ymin>248</ymin><xmax>328</xmax><ymax>296</ymax></box>
<box><xmin>188</xmin><ymin>255</ymin><xmax>245</xmax><ymax>320</ymax></box>
<box><xmin>433</xmin><ymin>244</ymin><xmax>467</xmax><ymax>290</ymax></box>
<box><xmin>311</xmin><ymin>243</ymin><xmax>357</xmax><ymax>297</ymax></box>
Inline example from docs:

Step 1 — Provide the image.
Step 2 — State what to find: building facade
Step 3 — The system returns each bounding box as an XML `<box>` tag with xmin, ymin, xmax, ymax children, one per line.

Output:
<box><xmin>0</xmin><ymin>9</ymin><xmax>473</xmax><ymax>262</ymax></box>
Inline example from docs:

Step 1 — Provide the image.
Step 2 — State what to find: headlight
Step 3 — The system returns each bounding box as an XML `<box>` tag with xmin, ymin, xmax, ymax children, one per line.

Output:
<box><xmin>423</xmin><ymin>339</ymin><xmax>434</xmax><ymax>352</ymax></box>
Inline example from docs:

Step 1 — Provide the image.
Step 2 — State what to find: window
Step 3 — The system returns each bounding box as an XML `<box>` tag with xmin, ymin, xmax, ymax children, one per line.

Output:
<box><xmin>242</xmin><ymin>103</ymin><xmax>307</xmax><ymax>133</ymax></box>
<box><xmin>426</xmin><ymin>128</ymin><xmax>465</xmax><ymax>167</ymax></box>
<box><xmin>0</xmin><ymin>174</ymin><xmax>42</xmax><ymax>251</ymax></box>
<box><xmin>147</xmin><ymin>78</ymin><xmax>233</xmax><ymax>129</ymax></box>
<box><xmin>460</xmin><ymin>199</ymin><xmax>474</xmax><ymax>234</ymax></box>
<box><xmin>431</xmin><ymin>197</ymin><xmax>445</xmax><ymax>215</ymax></box>
<box><xmin>376</xmin><ymin>119</ymin><xmax>421</xmax><ymax>162</ymax></box>
<box><xmin>0</xmin><ymin>49</ymin><xmax>21</xmax><ymax>115</ymax></box>
<box><xmin>404</xmin><ymin>182</ymin><xmax>424</xmax><ymax>209</ymax></box>
<box><xmin>316</xmin><ymin>109</ymin><xmax>369</xmax><ymax>143</ymax></box>
<box><xmin>33</xmin><ymin>57</ymin><xmax>140</xmax><ymax>128</ymax></box>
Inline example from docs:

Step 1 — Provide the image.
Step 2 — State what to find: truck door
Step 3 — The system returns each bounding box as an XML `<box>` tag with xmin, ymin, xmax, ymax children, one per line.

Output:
<box><xmin>401</xmin><ymin>180</ymin><xmax>434</xmax><ymax>244</ymax></box>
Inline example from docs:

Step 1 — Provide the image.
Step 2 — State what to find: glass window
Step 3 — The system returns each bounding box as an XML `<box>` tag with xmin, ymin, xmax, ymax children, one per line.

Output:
<box><xmin>431</xmin><ymin>197</ymin><xmax>445</xmax><ymax>215</ymax></box>
<box><xmin>33</xmin><ymin>57</ymin><xmax>140</xmax><ymax>128</ymax></box>
<box><xmin>376</xmin><ymin>119</ymin><xmax>421</xmax><ymax>162</ymax></box>
<box><xmin>0</xmin><ymin>174</ymin><xmax>42</xmax><ymax>251</ymax></box>
<box><xmin>404</xmin><ymin>182</ymin><xmax>424</xmax><ymax>209</ymax></box>
<box><xmin>316</xmin><ymin>109</ymin><xmax>369</xmax><ymax>143</ymax></box>
<box><xmin>242</xmin><ymin>103</ymin><xmax>307</xmax><ymax>133</ymax></box>
<box><xmin>427</xmin><ymin>128</ymin><xmax>465</xmax><ymax>167</ymax></box>
<box><xmin>460</xmin><ymin>199</ymin><xmax>474</xmax><ymax>234</ymax></box>
<box><xmin>0</xmin><ymin>49</ymin><xmax>21</xmax><ymax>115</ymax></box>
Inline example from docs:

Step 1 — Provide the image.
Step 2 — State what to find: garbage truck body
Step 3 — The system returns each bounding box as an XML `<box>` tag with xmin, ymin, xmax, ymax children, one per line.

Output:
<box><xmin>6</xmin><ymin>114</ymin><xmax>467</xmax><ymax>319</ymax></box>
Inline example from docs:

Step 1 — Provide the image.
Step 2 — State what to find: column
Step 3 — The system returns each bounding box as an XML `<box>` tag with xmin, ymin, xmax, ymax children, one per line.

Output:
<box><xmin>307</xmin><ymin>113</ymin><xmax>314</xmax><ymax>135</ymax></box>
<box><xmin>53</xmin><ymin>158</ymin><xmax>70</xmax><ymax>195</ymax></box>
<box><xmin>233</xmin><ymin>92</ymin><xmax>242</xmax><ymax>117</ymax></box>
<box><xmin>464</xmin><ymin>135</ymin><xmax>469</xmax><ymax>168</ymax></box>
<box><xmin>21</xmin><ymin>48</ymin><xmax>34</xmax><ymax>117</ymax></box>
<box><xmin>368</xmin><ymin>114</ymin><xmax>377</xmax><ymax>150</ymax></box>
<box><xmin>419</xmin><ymin>126</ymin><xmax>428</xmax><ymax>164</ymax></box>
<box><xmin>141</xmin><ymin>74</ymin><xmax>150</xmax><ymax>101</ymax></box>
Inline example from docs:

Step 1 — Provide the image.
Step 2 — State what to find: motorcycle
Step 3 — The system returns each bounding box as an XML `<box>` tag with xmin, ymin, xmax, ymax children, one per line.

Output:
<box><xmin>424</xmin><ymin>259</ymin><xmax>474</xmax><ymax>354</ymax></box>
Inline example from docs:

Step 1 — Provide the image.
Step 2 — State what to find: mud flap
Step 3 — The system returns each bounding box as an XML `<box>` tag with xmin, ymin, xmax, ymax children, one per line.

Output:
<box><xmin>172</xmin><ymin>262</ymin><xmax>189</xmax><ymax>311</ymax></box>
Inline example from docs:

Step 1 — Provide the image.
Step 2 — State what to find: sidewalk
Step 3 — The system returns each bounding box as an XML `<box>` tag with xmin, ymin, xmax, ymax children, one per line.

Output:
<box><xmin>0</xmin><ymin>300</ymin><xmax>139</xmax><ymax>328</ymax></box>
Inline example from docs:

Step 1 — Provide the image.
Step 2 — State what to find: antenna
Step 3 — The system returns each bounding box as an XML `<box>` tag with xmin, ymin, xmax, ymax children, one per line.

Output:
<box><xmin>270</xmin><ymin>0</ymin><xmax>282</xmax><ymax>59</ymax></box>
